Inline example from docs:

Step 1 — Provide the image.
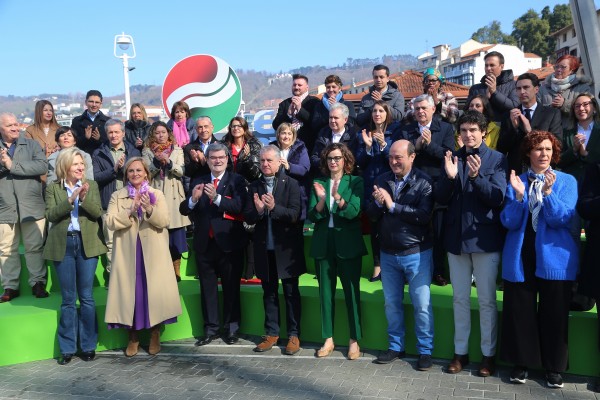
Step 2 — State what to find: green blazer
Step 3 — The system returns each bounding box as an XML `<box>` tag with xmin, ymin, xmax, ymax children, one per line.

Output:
<box><xmin>308</xmin><ymin>174</ymin><xmax>367</xmax><ymax>259</ymax></box>
<box><xmin>559</xmin><ymin>124</ymin><xmax>600</xmax><ymax>181</ymax></box>
<box><xmin>43</xmin><ymin>180</ymin><xmax>108</xmax><ymax>261</ymax></box>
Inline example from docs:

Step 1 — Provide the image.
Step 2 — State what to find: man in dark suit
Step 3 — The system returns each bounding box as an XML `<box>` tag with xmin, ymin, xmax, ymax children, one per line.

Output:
<box><xmin>392</xmin><ymin>94</ymin><xmax>455</xmax><ymax>286</ymax></box>
<box><xmin>497</xmin><ymin>73</ymin><xmax>563</xmax><ymax>173</ymax></box>
<box><xmin>179</xmin><ymin>142</ymin><xmax>249</xmax><ymax>346</ymax></box>
<box><xmin>245</xmin><ymin>145</ymin><xmax>306</xmax><ymax>355</ymax></box>
<box><xmin>310</xmin><ymin>103</ymin><xmax>358</xmax><ymax>173</ymax></box>
<box><xmin>70</xmin><ymin>90</ymin><xmax>110</xmax><ymax>155</ymax></box>
<box><xmin>183</xmin><ymin>116</ymin><xmax>218</xmax><ymax>181</ymax></box>
<box><xmin>272</xmin><ymin>74</ymin><xmax>319</xmax><ymax>153</ymax></box>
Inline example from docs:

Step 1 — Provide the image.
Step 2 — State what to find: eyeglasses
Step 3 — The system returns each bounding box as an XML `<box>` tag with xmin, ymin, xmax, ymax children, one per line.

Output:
<box><xmin>209</xmin><ymin>156</ymin><xmax>227</xmax><ymax>161</ymax></box>
<box><xmin>326</xmin><ymin>156</ymin><xmax>343</xmax><ymax>163</ymax></box>
<box><xmin>231</xmin><ymin>124</ymin><xmax>243</xmax><ymax>129</ymax></box>
<box><xmin>554</xmin><ymin>64</ymin><xmax>570</xmax><ymax>70</ymax></box>
<box><xmin>574</xmin><ymin>101</ymin><xmax>592</xmax><ymax>109</ymax></box>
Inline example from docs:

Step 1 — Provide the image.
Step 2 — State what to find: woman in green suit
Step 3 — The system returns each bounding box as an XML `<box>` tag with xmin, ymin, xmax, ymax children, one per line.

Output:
<box><xmin>309</xmin><ymin>142</ymin><xmax>367</xmax><ymax>360</ymax></box>
<box><xmin>44</xmin><ymin>147</ymin><xmax>107</xmax><ymax>365</ymax></box>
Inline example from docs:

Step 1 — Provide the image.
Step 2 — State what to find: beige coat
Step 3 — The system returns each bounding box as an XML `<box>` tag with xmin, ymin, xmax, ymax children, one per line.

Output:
<box><xmin>104</xmin><ymin>187</ymin><xmax>182</xmax><ymax>327</ymax></box>
<box><xmin>142</xmin><ymin>146</ymin><xmax>190</xmax><ymax>229</ymax></box>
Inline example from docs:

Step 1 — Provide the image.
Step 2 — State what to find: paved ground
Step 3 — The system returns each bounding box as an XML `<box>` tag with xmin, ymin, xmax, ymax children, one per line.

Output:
<box><xmin>0</xmin><ymin>335</ymin><xmax>599</xmax><ymax>400</ymax></box>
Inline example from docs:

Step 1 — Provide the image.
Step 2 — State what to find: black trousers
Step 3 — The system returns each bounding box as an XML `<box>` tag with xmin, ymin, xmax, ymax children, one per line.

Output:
<box><xmin>196</xmin><ymin>239</ymin><xmax>244</xmax><ymax>335</ymax></box>
<box><xmin>432</xmin><ymin>207</ymin><xmax>446</xmax><ymax>277</ymax></box>
<box><xmin>261</xmin><ymin>251</ymin><xmax>301</xmax><ymax>337</ymax></box>
<box><xmin>500</xmin><ymin>253</ymin><xmax>573</xmax><ymax>372</ymax></box>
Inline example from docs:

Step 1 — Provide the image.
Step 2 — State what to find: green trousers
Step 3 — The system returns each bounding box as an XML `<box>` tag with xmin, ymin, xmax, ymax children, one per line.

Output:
<box><xmin>315</xmin><ymin>229</ymin><xmax>363</xmax><ymax>340</ymax></box>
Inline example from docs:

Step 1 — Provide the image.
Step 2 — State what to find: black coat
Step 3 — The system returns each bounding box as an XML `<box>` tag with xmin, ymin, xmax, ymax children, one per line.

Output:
<box><xmin>466</xmin><ymin>69</ymin><xmax>519</xmax><ymax>123</ymax></box>
<box><xmin>179</xmin><ymin>171</ymin><xmax>249</xmax><ymax>254</ymax></box>
<box><xmin>270</xmin><ymin>139</ymin><xmax>310</xmax><ymax>220</ymax></box>
<box><xmin>434</xmin><ymin>143</ymin><xmax>508</xmax><ymax>255</ymax></box>
<box><xmin>497</xmin><ymin>104</ymin><xmax>562</xmax><ymax>173</ymax></box>
<box><xmin>311</xmin><ymin>97</ymin><xmax>356</xmax><ymax>134</ymax></box>
<box><xmin>221</xmin><ymin>136</ymin><xmax>263</xmax><ymax>184</ymax></box>
<box><xmin>70</xmin><ymin>111</ymin><xmax>111</xmax><ymax>154</ymax></box>
<box><xmin>124</xmin><ymin>120</ymin><xmax>151</xmax><ymax>151</ymax></box>
<box><xmin>183</xmin><ymin>134</ymin><xmax>218</xmax><ymax>180</ymax></box>
<box><xmin>245</xmin><ymin>170</ymin><xmax>306</xmax><ymax>281</ymax></box>
<box><xmin>91</xmin><ymin>142</ymin><xmax>141</xmax><ymax>210</ymax></box>
<box><xmin>392</xmin><ymin>118</ymin><xmax>455</xmax><ymax>181</ymax></box>
<box><xmin>273</xmin><ymin>95</ymin><xmax>320</xmax><ymax>153</ymax></box>
<box><xmin>310</xmin><ymin>125</ymin><xmax>358</xmax><ymax>172</ymax></box>
<box><xmin>366</xmin><ymin>169</ymin><xmax>434</xmax><ymax>254</ymax></box>
<box><xmin>576</xmin><ymin>162</ymin><xmax>600</xmax><ymax>299</ymax></box>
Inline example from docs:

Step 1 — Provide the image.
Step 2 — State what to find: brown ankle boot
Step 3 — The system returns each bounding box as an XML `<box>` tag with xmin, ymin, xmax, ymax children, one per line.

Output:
<box><xmin>125</xmin><ymin>330</ymin><xmax>139</xmax><ymax>357</ymax></box>
<box><xmin>173</xmin><ymin>259</ymin><xmax>181</xmax><ymax>282</ymax></box>
<box><xmin>148</xmin><ymin>325</ymin><xmax>161</xmax><ymax>355</ymax></box>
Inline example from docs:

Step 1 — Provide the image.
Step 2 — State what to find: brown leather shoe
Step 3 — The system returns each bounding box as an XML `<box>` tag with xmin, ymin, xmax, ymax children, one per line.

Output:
<box><xmin>478</xmin><ymin>356</ymin><xmax>496</xmax><ymax>377</ymax></box>
<box><xmin>0</xmin><ymin>288</ymin><xmax>19</xmax><ymax>303</ymax></box>
<box><xmin>31</xmin><ymin>282</ymin><xmax>49</xmax><ymax>298</ymax></box>
<box><xmin>125</xmin><ymin>330</ymin><xmax>139</xmax><ymax>357</ymax></box>
<box><xmin>254</xmin><ymin>335</ymin><xmax>279</xmax><ymax>352</ymax></box>
<box><xmin>285</xmin><ymin>336</ymin><xmax>300</xmax><ymax>355</ymax></box>
<box><xmin>148</xmin><ymin>325</ymin><xmax>161</xmax><ymax>355</ymax></box>
<box><xmin>446</xmin><ymin>354</ymin><xmax>469</xmax><ymax>374</ymax></box>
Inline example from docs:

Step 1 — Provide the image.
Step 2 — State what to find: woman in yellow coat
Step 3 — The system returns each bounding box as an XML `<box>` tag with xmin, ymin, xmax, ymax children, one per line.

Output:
<box><xmin>104</xmin><ymin>157</ymin><xmax>182</xmax><ymax>357</ymax></box>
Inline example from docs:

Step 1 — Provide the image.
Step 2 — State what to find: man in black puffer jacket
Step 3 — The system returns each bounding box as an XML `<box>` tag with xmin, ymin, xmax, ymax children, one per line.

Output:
<box><xmin>465</xmin><ymin>51</ymin><xmax>519</xmax><ymax>124</ymax></box>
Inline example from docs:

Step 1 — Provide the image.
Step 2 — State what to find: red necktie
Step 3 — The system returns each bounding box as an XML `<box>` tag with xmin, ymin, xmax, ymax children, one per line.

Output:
<box><xmin>208</xmin><ymin>178</ymin><xmax>220</xmax><ymax>238</ymax></box>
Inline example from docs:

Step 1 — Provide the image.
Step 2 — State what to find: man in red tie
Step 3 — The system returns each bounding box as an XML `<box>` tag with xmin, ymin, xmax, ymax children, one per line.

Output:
<box><xmin>180</xmin><ymin>142</ymin><xmax>250</xmax><ymax>346</ymax></box>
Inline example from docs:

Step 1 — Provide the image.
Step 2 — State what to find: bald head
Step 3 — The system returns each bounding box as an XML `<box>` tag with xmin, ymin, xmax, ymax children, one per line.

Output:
<box><xmin>388</xmin><ymin>139</ymin><xmax>416</xmax><ymax>178</ymax></box>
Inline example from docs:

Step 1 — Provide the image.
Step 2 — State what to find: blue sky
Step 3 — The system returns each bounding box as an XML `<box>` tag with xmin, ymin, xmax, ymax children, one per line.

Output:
<box><xmin>0</xmin><ymin>0</ymin><xmax>594</xmax><ymax>97</ymax></box>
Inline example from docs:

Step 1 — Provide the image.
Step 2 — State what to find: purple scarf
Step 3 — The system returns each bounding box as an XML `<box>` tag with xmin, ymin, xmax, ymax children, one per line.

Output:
<box><xmin>127</xmin><ymin>181</ymin><xmax>156</xmax><ymax>219</ymax></box>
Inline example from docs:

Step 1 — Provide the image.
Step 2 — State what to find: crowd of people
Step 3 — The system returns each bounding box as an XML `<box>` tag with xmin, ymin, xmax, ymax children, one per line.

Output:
<box><xmin>0</xmin><ymin>51</ymin><xmax>599</xmax><ymax>391</ymax></box>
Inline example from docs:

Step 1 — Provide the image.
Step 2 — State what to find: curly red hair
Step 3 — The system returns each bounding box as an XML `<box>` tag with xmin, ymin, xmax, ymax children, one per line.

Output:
<box><xmin>521</xmin><ymin>130</ymin><xmax>562</xmax><ymax>166</ymax></box>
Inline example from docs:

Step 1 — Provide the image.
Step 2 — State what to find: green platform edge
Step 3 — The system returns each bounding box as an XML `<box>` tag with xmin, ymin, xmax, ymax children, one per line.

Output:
<box><xmin>1</xmin><ymin>235</ymin><xmax>598</xmax><ymax>378</ymax></box>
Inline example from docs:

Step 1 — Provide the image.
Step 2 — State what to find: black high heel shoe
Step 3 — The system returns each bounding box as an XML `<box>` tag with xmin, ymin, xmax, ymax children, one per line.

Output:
<box><xmin>369</xmin><ymin>273</ymin><xmax>381</xmax><ymax>282</ymax></box>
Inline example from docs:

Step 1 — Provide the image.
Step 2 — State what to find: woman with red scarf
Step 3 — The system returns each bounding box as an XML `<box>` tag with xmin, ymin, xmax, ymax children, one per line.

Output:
<box><xmin>220</xmin><ymin>117</ymin><xmax>262</xmax><ymax>183</ymax></box>
<box><xmin>142</xmin><ymin>121</ymin><xmax>190</xmax><ymax>281</ymax></box>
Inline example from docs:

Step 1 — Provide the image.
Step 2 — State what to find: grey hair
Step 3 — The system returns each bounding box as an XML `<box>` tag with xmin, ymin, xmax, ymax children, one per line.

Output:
<box><xmin>413</xmin><ymin>94</ymin><xmax>435</xmax><ymax>107</ymax></box>
<box><xmin>105</xmin><ymin>118</ymin><xmax>124</xmax><ymax>132</ymax></box>
<box><xmin>330</xmin><ymin>102</ymin><xmax>349</xmax><ymax>118</ymax></box>
<box><xmin>196</xmin><ymin>116</ymin><xmax>213</xmax><ymax>124</ymax></box>
<box><xmin>260</xmin><ymin>144</ymin><xmax>281</xmax><ymax>159</ymax></box>
<box><xmin>206</xmin><ymin>142</ymin><xmax>229</xmax><ymax>158</ymax></box>
<box><xmin>0</xmin><ymin>112</ymin><xmax>16</xmax><ymax>123</ymax></box>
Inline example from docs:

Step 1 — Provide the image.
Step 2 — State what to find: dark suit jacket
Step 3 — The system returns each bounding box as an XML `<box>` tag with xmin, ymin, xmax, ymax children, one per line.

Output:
<box><xmin>179</xmin><ymin>171</ymin><xmax>249</xmax><ymax>253</ymax></box>
<box><xmin>311</xmin><ymin>98</ymin><xmax>356</xmax><ymax>134</ymax></box>
<box><xmin>273</xmin><ymin>95</ymin><xmax>320</xmax><ymax>152</ymax></box>
<box><xmin>183</xmin><ymin>135</ymin><xmax>218</xmax><ymax>180</ymax></box>
<box><xmin>434</xmin><ymin>143</ymin><xmax>507</xmax><ymax>254</ymax></box>
<box><xmin>308</xmin><ymin>174</ymin><xmax>367</xmax><ymax>259</ymax></box>
<box><xmin>245</xmin><ymin>170</ymin><xmax>306</xmax><ymax>281</ymax></box>
<box><xmin>70</xmin><ymin>111</ymin><xmax>110</xmax><ymax>154</ymax></box>
<box><xmin>497</xmin><ymin>104</ymin><xmax>562</xmax><ymax>173</ymax></box>
<box><xmin>310</xmin><ymin>125</ymin><xmax>358</xmax><ymax>172</ymax></box>
<box><xmin>392</xmin><ymin>118</ymin><xmax>455</xmax><ymax>181</ymax></box>
<box><xmin>559</xmin><ymin>125</ymin><xmax>600</xmax><ymax>181</ymax></box>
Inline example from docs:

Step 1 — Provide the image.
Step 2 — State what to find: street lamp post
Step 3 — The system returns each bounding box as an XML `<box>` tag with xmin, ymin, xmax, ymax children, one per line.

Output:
<box><xmin>114</xmin><ymin>33</ymin><xmax>136</xmax><ymax>120</ymax></box>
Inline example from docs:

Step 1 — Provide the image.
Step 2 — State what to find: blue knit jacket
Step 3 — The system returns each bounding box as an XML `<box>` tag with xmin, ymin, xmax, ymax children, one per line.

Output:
<box><xmin>500</xmin><ymin>170</ymin><xmax>579</xmax><ymax>282</ymax></box>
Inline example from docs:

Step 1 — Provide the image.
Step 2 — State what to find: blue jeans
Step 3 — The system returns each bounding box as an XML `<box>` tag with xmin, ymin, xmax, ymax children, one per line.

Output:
<box><xmin>54</xmin><ymin>234</ymin><xmax>98</xmax><ymax>354</ymax></box>
<box><xmin>380</xmin><ymin>249</ymin><xmax>434</xmax><ymax>355</ymax></box>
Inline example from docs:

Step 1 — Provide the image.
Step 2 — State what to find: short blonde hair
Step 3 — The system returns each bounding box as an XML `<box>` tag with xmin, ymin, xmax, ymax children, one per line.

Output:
<box><xmin>55</xmin><ymin>147</ymin><xmax>88</xmax><ymax>183</ymax></box>
<box><xmin>123</xmin><ymin>156</ymin><xmax>151</xmax><ymax>185</ymax></box>
<box><xmin>276</xmin><ymin>122</ymin><xmax>297</xmax><ymax>145</ymax></box>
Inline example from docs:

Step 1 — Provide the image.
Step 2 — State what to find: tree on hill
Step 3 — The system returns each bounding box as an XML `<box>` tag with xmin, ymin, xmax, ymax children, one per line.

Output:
<box><xmin>511</xmin><ymin>9</ymin><xmax>550</xmax><ymax>58</ymax></box>
<box><xmin>471</xmin><ymin>21</ymin><xmax>516</xmax><ymax>45</ymax></box>
<box><xmin>542</xmin><ymin>4</ymin><xmax>573</xmax><ymax>60</ymax></box>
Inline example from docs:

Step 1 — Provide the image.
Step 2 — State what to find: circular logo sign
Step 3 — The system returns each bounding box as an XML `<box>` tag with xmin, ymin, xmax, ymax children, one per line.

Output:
<box><xmin>162</xmin><ymin>54</ymin><xmax>242</xmax><ymax>133</ymax></box>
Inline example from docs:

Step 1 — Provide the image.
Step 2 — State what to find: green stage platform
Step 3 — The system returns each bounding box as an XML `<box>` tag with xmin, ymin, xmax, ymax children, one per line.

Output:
<box><xmin>1</xmin><ymin>236</ymin><xmax>598</xmax><ymax>378</ymax></box>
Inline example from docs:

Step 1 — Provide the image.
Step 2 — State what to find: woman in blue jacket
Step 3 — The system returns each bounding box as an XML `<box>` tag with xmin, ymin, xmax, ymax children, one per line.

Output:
<box><xmin>500</xmin><ymin>130</ymin><xmax>578</xmax><ymax>389</ymax></box>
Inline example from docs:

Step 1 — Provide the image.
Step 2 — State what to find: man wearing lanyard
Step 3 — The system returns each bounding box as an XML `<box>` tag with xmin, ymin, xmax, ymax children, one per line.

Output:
<box><xmin>0</xmin><ymin>113</ymin><xmax>48</xmax><ymax>302</ymax></box>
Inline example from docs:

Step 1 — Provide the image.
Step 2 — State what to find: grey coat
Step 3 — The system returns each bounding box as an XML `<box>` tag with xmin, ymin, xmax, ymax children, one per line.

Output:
<box><xmin>0</xmin><ymin>135</ymin><xmax>47</xmax><ymax>223</ymax></box>
<box><xmin>539</xmin><ymin>74</ymin><xmax>593</xmax><ymax>130</ymax></box>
